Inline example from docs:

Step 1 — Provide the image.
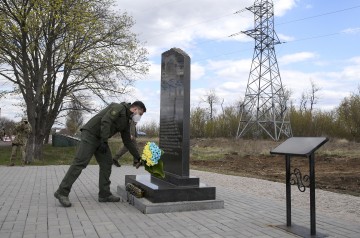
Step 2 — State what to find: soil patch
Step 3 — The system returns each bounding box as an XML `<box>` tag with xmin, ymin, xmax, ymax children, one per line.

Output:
<box><xmin>189</xmin><ymin>138</ymin><xmax>360</xmax><ymax>196</ymax></box>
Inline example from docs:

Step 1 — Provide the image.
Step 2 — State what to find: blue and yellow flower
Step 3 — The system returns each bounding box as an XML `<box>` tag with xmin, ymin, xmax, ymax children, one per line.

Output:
<box><xmin>141</xmin><ymin>142</ymin><xmax>165</xmax><ymax>178</ymax></box>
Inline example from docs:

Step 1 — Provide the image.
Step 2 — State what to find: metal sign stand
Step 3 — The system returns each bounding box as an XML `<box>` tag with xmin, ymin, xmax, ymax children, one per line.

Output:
<box><xmin>270</xmin><ymin>137</ymin><xmax>329</xmax><ymax>237</ymax></box>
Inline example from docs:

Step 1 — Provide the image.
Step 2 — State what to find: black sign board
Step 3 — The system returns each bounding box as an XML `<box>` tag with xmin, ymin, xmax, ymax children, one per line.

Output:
<box><xmin>270</xmin><ymin>137</ymin><xmax>328</xmax><ymax>156</ymax></box>
<box><xmin>270</xmin><ymin>137</ymin><xmax>329</xmax><ymax>237</ymax></box>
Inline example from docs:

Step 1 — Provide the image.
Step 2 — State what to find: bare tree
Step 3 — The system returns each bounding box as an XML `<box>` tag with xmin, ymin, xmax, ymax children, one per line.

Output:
<box><xmin>309</xmin><ymin>80</ymin><xmax>321</xmax><ymax>112</ymax></box>
<box><xmin>201</xmin><ymin>89</ymin><xmax>219</xmax><ymax>121</ymax></box>
<box><xmin>220</xmin><ymin>98</ymin><xmax>225</xmax><ymax>115</ymax></box>
<box><xmin>298</xmin><ymin>80</ymin><xmax>320</xmax><ymax>113</ymax></box>
<box><xmin>299</xmin><ymin>92</ymin><xmax>308</xmax><ymax>113</ymax></box>
<box><xmin>0</xmin><ymin>0</ymin><xmax>148</xmax><ymax>160</ymax></box>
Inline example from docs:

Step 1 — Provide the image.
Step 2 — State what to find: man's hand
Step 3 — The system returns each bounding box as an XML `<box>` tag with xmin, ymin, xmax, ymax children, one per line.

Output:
<box><xmin>98</xmin><ymin>141</ymin><xmax>108</xmax><ymax>154</ymax></box>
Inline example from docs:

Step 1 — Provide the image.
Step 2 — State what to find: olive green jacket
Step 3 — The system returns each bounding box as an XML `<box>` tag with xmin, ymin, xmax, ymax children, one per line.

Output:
<box><xmin>81</xmin><ymin>102</ymin><xmax>140</xmax><ymax>159</ymax></box>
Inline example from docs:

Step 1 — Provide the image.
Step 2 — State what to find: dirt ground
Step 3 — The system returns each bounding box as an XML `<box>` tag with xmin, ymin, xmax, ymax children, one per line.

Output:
<box><xmin>189</xmin><ymin>138</ymin><xmax>360</xmax><ymax>197</ymax></box>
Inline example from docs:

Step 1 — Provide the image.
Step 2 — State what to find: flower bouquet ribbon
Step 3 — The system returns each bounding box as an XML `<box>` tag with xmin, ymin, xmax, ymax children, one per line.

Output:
<box><xmin>141</xmin><ymin>142</ymin><xmax>165</xmax><ymax>178</ymax></box>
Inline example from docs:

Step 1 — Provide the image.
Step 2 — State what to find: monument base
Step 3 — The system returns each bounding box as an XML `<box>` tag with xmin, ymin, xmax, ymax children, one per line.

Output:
<box><xmin>161</xmin><ymin>171</ymin><xmax>200</xmax><ymax>186</ymax></box>
<box><xmin>123</xmin><ymin>175</ymin><xmax>217</xmax><ymax>203</ymax></box>
<box><xmin>117</xmin><ymin>185</ymin><xmax>224</xmax><ymax>214</ymax></box>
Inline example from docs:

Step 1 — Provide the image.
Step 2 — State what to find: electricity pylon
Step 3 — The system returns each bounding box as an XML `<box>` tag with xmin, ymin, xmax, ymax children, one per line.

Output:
<box><xmin>236</xmin><ymin>0</ymin><xmax>292</xmax><ymax>140</ymax></box>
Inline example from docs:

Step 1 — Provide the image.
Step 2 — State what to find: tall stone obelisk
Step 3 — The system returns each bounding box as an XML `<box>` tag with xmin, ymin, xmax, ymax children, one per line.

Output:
<box><xmin>119</xmin><ymin>48</ymin><xmax>223</xmax><ymax>211</ymax></box>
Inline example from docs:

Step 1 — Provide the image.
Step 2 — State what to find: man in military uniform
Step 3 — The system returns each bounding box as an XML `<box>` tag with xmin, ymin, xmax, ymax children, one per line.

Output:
<box><xmin>54</xmin><ymin>101</ymin><xmax>146</xmax><ymax>207</ymax></box>
<box><xmin>112</xmin><ymin>119</ymin><xmax>139</xmax><ymax>167</ymax></box>
<box><xmin>9</xmin><ymin>117</ymin><xmax>32</xmax><ymax>166</ymax></box>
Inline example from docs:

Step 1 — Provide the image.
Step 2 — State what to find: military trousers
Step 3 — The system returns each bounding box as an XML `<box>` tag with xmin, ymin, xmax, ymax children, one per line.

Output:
<box><xmin>56</xmin><ymin>130</ymin><xmax>113</xmax><ymax>198</ymax></box>
<box><xmin>10</xmin><ymin>144</ymin><xmax>26</xmax><ymax>163</ymax></box>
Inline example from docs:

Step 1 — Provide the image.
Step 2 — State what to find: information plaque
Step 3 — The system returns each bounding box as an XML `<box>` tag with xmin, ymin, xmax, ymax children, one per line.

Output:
<box><xmin>271</xmin><ymin>137</ymin><xmax>329</xmax><ymax>237</ymax></box>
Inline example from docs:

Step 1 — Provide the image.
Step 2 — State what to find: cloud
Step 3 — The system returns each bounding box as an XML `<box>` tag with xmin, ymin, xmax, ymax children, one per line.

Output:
<box><xmin>273</xmin><ymin>0</ymin><xmax>298</xmax><ymax>16</ymax></box>
<box><xmin>277</xmin><ymin>33</ymin><xmax>295</xmax><ymax>42</ymax></box>
<box><xmin>341</xmin><ymin>57</ymin><xmax>360</xmax><ymax>81</ymax></box>
<box><xmin>342</xmin><ymin>27</ymin><xmax>360</xmax><ymax>35</ymax></box>
<box><xmin>221</xmin><ymin>81</ymin><xmax>243</xmax><ymax>90</ymax></box>
<box><xmin>115</xmin><ymin>0</ymin><xmax>297</xmax><ymax>57</ymax></box>
<box><xmin>192</xmin><ymin>55</ymin><xmax>360</xmax><ymax>113</ymax></box>
<box><xmin>0</xmin><ymin>96</ymin><xmax>24</xmax><ymax>120</ymax></box>
<box><xmin>349</xmin><ymin>57</ymin><xmax>360</xmax><ymax>64</ymax></box>
<box><xmin>206</xmin><ymin>59</ymin><xmax>251</xmax><ymax>79</ymax></box>
<box><xmin>143</xmin><ymin>61</ymin><xmax>161</xmax><ymax>82</ymax></box>
<box><xmin>191</xmin><ymin>63</ymin><xmax>206</xmax><ymax>81</ymax></box>
<box><xmin>279</xmin><ymin>52</ymin><xmax>317</xmax><ymax>65</ymax></box>
<box><xmin>280</xmin><ymin>61</ymin><xmax>360</xmax><ymax>110</ymax></box>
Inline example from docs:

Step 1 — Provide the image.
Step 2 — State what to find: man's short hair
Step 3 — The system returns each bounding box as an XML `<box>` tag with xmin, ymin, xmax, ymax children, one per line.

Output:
<box><xmin>131</xmin><ymin>101</ymin><xmax>146</xmax><ymax>112</ymax></box>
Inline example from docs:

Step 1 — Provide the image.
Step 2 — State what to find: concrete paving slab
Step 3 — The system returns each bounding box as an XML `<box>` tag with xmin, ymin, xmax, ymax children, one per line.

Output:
<box><xmin>0</xmin><ymin>165</ymin><xmax>358</xmax><ymax>238</ymax></box>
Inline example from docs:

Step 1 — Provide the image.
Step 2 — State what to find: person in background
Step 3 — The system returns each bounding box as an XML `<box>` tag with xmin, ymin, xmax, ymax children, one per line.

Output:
<box><xmin>112</xmin><ymin>119</ymin><xmax>139</xmax><ymax>167</ymax></box>
<box><xmin>9</xmin><ymin>117</ymin><xmax>32</xmax><ymax>166</ymax></box>
<box><xmin>54</xmin><ymin>101</ymin><xmax>146</xmax><ymax>207</ymax></box>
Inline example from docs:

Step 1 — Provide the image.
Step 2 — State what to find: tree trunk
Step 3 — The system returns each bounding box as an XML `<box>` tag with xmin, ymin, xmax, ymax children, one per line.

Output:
<box><xmin>44</xmin><ymin>133</ymin><xmax>50</xmax><ymax>144</ymax></box>
<box><xmin>25</xmin><ymin>135</ymin><xmax>34</xmax><ymax>163</ymax></box>
<box><xmin>34</xmin><ymin>136</ymin><xmax>44</xmax><ymax>161</ymax></box>
<box><xmin>25</xmin><ymin>134</ymin><xmax>45</xmax><ymax>162</ymax></box>
<box><xmin>25</xmin><ymin>118</ymin><xmax>54</xmax><ymax>161</ymax></box>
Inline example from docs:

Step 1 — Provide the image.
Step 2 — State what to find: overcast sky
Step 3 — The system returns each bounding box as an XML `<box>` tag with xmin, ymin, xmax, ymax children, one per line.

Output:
<box><xmin>1</xmin><ymin>0</ymin><xmax>360</xmax><ymax>127</ymax></box>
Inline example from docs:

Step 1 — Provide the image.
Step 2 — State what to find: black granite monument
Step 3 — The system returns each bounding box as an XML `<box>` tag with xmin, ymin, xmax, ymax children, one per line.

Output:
<box><xmin>122</xmin><ymin>48</ymin><xmax>217</xmax><ymax>204</ymax></box>
<box><xmin>160</xmin><ymin>48</ymin><xmax>191</xmax><ymax>177</ymax></box>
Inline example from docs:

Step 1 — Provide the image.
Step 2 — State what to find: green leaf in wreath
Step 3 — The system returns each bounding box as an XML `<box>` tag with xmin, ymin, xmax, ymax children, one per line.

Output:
<box><xmin>144</xmin><ymin>159</ymin><xmax>165</xmax><ymax>178</ymax></box>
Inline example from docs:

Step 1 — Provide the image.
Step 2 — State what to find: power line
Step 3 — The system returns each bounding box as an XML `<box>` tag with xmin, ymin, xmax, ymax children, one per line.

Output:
<box><xmin>145</xmin><ymin>4</ymin><xmax>360</xmax><ymax>48</ymax></box>
<box><xmin>193</xmin><ymin>46</ymin><xmax>253</xmax><ymax>63</ymax></box>
<box><xmin>283</xmin><ymin>27</ymin><xmax>360</xmax><ymax>44</ymax></box>
<box><xmin>283</xmin><ymin>32</ymin><xmax>341</xmax><ymax>43</ymax></box>
<box><xmin>192</xmin><ymin>27</ymin><xmax>358</xmax><ymax>64</ymax></box>
<box><xmin>277</xmin><ymin>5</ymin><xmax>360</xmax><ymax>25</ymax></box>
<box><xmin>230</xmin><ymin>4</ymin><xmax>360</xmax><ymax>39</ymax></box>
<box><xmin>147</xmin><ymin>4</ymin><xmax>360</xmax><ymax>42</ymax></box>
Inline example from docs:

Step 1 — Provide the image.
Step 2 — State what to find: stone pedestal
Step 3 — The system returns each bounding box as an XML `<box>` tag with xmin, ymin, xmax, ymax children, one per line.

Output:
<box><xmin>124</xmin><ymin>174</ymin><xmax>215</xmax><ymax>203</ymax></box>
<box><xmin>117</xmin><ymin>183</ymin><xmax>224</xmax><ymax>214</ymax></box>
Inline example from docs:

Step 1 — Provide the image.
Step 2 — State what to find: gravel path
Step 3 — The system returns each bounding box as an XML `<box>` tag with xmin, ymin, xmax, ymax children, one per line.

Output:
<box><xmin>191</xmin><ymin>169</ymin><xmax>360</xmax><ymax>224</ymax></box>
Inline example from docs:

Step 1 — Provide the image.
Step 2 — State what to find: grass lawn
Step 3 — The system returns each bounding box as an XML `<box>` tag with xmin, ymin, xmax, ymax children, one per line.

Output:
<box><xmin>0</xmin><ymin>138</ymin><xmax>150</xmax><ymax>166</ymax></box>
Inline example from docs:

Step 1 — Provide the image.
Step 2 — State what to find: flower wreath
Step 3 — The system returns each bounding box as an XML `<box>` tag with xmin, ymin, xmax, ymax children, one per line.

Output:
<box><xmin>141</xmin><ymin>142</ymin><xmax>165</xmax><ymax>178</ymax></box>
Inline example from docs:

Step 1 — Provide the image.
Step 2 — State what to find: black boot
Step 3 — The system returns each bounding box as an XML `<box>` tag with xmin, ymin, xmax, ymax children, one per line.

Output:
<box><xmin>99</xmin><ymin>195</ymin><xmax>121</xmax><ymax>202</ymax></box>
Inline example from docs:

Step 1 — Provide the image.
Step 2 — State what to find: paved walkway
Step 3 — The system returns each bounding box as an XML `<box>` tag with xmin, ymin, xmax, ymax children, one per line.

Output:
<box><xmin>0</xmin><ymin>165</ymin><xmax>358</xmax><ymax>238</ymax></box>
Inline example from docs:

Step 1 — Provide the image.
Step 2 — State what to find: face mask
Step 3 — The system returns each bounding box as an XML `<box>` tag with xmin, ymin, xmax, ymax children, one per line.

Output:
<box><xmin>132</xmin><ymin>114</ymin><xmax>141</xmax><ymax>123</ymax></box>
